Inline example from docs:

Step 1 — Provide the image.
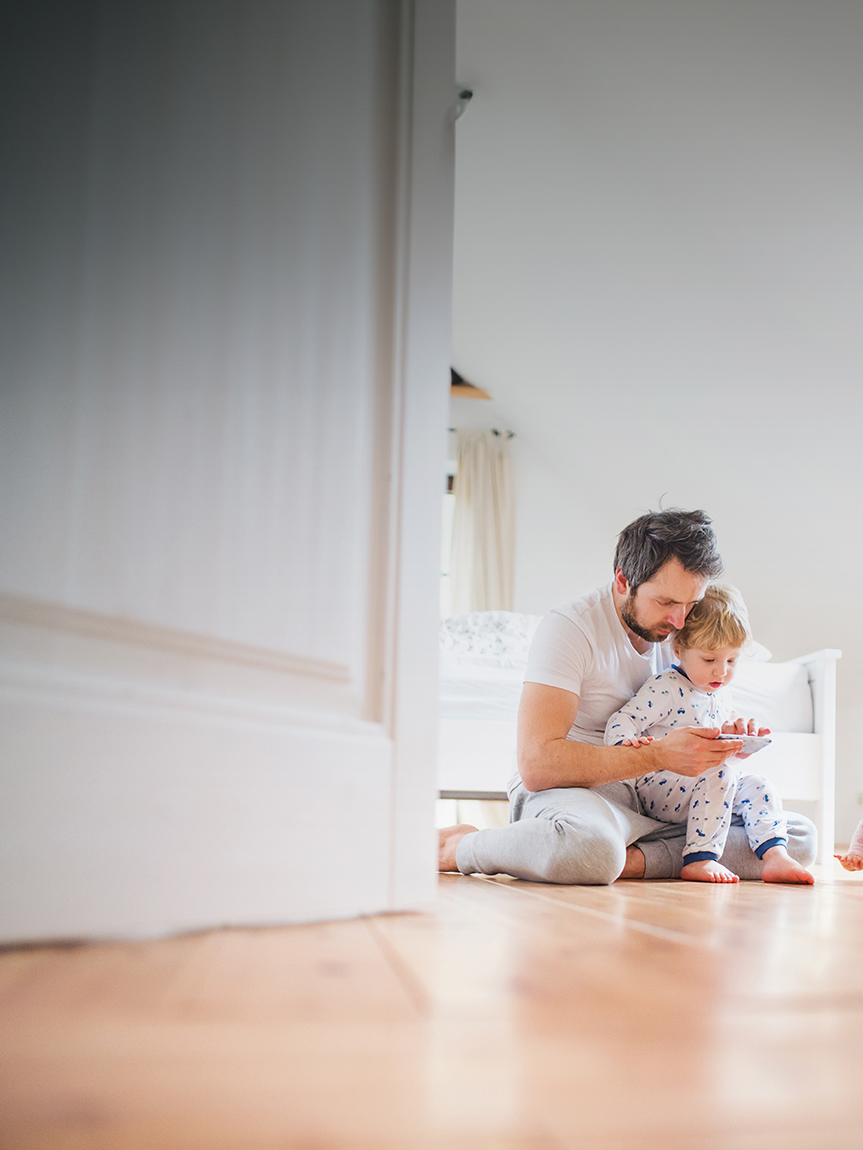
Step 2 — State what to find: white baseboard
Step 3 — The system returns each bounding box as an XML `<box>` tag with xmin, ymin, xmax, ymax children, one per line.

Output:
<box><xmin>0</xmin><ymin>664</ymin><xmax>394</xmax><ymax>944</ymax></box>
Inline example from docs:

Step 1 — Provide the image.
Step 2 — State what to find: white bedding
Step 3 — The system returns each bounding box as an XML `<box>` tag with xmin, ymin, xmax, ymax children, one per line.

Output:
<box><xmin>439</xmin><ymin>611</ymin><xmax>540</xmax><ymax>720</ymax></box>
<box><xmin>731</xmin><ymin>660</ymin><xmax>813</xmax><ymax>733</ymax></box>
<box><xmin>440</xmin><ymin>614</ymin><xmax>814</xmax><ymax>734</ymax></box>
<box><xmin>439</xmin><ymin>610</ymin><xmax>543</xmax><ymax>660</ymax></box>
<box><xmin>439</xmin><ymin>655</ymin><xmax>524</xmax><ymax>720</ymax></box>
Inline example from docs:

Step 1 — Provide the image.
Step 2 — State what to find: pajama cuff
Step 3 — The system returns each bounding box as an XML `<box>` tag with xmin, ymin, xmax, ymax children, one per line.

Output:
<box><xmin>682</xmin><ymin>851</ymin><xmax>719</xmax><ymax>865</ymax></box>
<box><xmin>754</xmin><ymin>837</ymin><xmax>786</xmax><ymax>859</ymax></box>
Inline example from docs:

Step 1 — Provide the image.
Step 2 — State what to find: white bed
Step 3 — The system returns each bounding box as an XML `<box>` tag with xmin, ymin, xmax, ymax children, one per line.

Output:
<box><xmin>438</xmin><ymin>611</ymin><xmax>841</xmax><ymax>864</ymax></box>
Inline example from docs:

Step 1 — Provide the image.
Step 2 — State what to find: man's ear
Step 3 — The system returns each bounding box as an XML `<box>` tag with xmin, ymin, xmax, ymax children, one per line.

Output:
<box><xmin>613</xmin><ymin>567</ymin><xmax>630</xmax><ymax>596</ymax></box>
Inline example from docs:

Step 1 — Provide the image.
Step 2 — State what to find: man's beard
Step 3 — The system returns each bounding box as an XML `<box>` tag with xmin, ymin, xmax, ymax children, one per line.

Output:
<box><xmin>620</xmin><ymin>594</ymin><xmax>671</xmax><ymax>645</ymax></box>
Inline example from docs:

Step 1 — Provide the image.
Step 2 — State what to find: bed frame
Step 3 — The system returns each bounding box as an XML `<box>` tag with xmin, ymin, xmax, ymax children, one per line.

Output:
<box><xmin>439</xmin><ymin>648</ymin><xmax>841</xmax><ymax>865</ymax></box>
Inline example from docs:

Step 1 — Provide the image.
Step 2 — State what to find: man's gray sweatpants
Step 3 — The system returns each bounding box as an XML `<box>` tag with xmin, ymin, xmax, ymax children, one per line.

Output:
<box><xmin>454</xmin><ymin>780</ymin><xmax>817</xmax><ymax>884</ymax></box>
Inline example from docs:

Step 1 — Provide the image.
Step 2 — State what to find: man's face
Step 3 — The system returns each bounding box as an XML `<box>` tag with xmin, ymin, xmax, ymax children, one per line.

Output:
<box><xmin>617</xmin><ymin>558</ymin><xmax>708</xmax><ymax>644</ymax></box>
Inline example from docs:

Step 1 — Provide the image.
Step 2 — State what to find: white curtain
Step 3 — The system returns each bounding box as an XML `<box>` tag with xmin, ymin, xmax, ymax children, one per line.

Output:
<box><xmin>451</xmin><ymin>429</ymin><xmax>514</xmax><ymax>614</ymax></box>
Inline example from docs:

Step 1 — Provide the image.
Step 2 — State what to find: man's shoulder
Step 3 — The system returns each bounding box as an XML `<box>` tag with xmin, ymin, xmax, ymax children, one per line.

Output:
<box><xmin>548</xmin><ymin>582</ymin><xmax>613</xmax><ymax>631</ymax></box>
<box><xmin>525</xmin><ymin>584</ymin><xmax>613</xmax><ymax>679</ymax></box>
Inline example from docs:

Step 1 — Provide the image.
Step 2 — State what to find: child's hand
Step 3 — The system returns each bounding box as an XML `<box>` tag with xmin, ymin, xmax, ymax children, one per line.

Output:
<box><xmin>721</xmin><ymin>717</ymin><xmax>771</xmax><ymax>738</ymax></box>
<box><xmin>834</xmin><ymin>853</ymin><xmax>863</xmax><ymax>873</ymax></box>
<box><xmin>620</xmin><ymin>736</ymin><xmax>654</xmax><ymax>747</ymax></box>
<box><xmin>722</xmin><ymin>717</ymin><xmax>770</xmax><ymax>757</ymax></box>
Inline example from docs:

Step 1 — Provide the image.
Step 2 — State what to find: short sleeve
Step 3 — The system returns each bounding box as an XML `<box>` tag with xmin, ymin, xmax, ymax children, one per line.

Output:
<box><xmin>523</xmin><ymin>611</ymin><xmax>591</xmax><ymax>696</ymax></box>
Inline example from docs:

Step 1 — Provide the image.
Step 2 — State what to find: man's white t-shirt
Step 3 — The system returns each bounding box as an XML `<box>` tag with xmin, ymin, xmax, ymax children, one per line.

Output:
<box><xmin>523</xmin><ymin>581</ymin><xmax>674</xmax><ymax>749</ymax></box>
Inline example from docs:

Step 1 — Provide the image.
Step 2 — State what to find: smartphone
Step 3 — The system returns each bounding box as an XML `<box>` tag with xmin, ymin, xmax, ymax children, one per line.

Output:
<box><xmin>716</xmin><ymin>734</ymin><xmax>772</xmax><ymax>754</ymax></box>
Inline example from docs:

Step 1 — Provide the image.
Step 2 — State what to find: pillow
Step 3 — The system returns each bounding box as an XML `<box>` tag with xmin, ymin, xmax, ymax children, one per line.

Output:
<box><xmin>440</xmin><ymin>611</ymin><xmax>542</xmax><ymax>662</ymax></box>
<box><xmin>742</xmin><ymin>639</ymin><xmax>773</xmax><ymax>663</ymax></box>
<box><xmin>731</xmin><ymin>660</ymin><xmax>813</xmax><ymax>733</ymax></box>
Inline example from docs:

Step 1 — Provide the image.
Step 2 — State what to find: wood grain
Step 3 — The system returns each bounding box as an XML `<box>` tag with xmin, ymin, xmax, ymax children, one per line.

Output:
<box><xmin>1</xmin><ymin>865</ymin><xmax>861</xmax><ymax>1148</ymax></box>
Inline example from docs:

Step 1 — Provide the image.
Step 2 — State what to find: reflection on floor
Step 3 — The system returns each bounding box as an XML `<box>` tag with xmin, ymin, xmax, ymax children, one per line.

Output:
<box><xmin>1</xmin><ymin>862</ymin><xmax>861</xmax><ymax>1149</ymax></box>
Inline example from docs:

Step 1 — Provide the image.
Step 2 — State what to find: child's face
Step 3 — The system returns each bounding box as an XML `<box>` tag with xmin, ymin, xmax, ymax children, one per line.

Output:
<box><xmin>675</xmin><ymin>644</ymin><xmax>742</xmax><ymax>693</ymax></box>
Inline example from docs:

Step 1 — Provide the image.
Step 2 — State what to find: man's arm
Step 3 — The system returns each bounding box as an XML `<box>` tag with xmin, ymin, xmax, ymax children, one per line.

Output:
<box><xmin>517</xmin><ymin>682</ymin><xmax>743</xmax><ymax>792</ymax></box>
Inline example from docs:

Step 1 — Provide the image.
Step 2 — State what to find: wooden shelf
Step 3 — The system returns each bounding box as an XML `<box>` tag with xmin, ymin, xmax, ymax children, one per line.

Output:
<box><xmin>450</xmin><ymin>383</ymin><xmax>492</xmax><ymax>399</ymax></box>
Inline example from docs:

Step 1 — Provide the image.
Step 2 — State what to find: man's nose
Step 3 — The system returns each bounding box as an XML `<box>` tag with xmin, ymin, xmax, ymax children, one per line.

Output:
<box><xmin>668</xmin><ymin>608</ymin><xmax>687</xmax><ymax>629</ymax></box>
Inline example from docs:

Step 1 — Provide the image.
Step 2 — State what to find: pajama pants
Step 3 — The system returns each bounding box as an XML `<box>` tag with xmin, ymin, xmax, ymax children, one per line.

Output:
<box><xmin>634</xmin><ymin>765</ymin><xmax>786</xmax><ymax>864</ymax></box>
<box><xmin>454</xmin><ymin>779</ymin><xmax>816</xmax><ymax>885</ymax></box>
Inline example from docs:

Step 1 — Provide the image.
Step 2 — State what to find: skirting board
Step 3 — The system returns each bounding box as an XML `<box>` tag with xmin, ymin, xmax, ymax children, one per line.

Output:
<box><xmin>0</xmin><ymin>684</ymin><xmax>394</xmax><ymax>943</ymax></box>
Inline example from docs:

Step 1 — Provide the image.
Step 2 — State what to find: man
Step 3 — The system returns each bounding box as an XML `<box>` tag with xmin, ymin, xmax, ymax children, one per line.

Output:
<box><xmin>439</xmin><ymin>509</ymin><xmax>816</xmax><ymax>883</ymax></box>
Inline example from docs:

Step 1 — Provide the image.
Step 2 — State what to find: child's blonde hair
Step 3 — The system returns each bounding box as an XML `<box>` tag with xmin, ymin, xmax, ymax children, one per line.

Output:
<box><xmin>674</xmin><ymin>583</ymin><xmax>751</xmax><ymax>652</ymax></box>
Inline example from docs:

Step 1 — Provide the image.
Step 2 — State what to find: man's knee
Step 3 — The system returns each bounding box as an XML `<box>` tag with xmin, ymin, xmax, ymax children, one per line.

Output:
<box><xmin>786</xmin><ymin>813</ymin><xmax>817</xmax><ymax>867</ymax></box>
<box><xmin>536</xmin><ymin>817</ymin><xmax>627</xmax><ymax>885</ymax></box>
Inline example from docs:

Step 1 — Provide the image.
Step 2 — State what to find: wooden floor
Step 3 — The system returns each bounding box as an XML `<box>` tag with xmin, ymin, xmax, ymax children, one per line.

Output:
<box><xmin>1</xmin><ymin>864</ymin><xmax>862</xmax><ymax>1150</ymax></box>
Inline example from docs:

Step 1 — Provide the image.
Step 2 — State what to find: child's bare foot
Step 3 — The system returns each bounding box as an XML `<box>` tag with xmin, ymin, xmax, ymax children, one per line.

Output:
<box><xmin>760</xmin><ymin>845</ymin><xmax>814</xmax><ymax>884</ymax></box>
<box><xmin>834</xmin><ymin>852</ymin><xmax>863</xmax><ymax>872</ymax></box>
<box><xmin>438</xmin><ymin>824</ymin><xmax>479</xmax><ymax>872</ymax></box>
<box><xmin>681</xmin><ymin>859</ymin><xmax>739</xmax><ymax>883</ymax></box>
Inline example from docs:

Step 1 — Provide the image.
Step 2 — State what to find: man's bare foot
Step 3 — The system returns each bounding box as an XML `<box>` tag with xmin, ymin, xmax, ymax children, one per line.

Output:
<box><xmin>681</xmin><ymin>859</ymin><xmax>739</xmax><ymax>883</ymax></box>
<box><xmin>834</xmin><ymin>852</ymin><xmax>863</xmax><ymax>872</ymax></box>
<box><xmin>760</xmin><ymin>845</ymin><xmax>814</xmax><ymax>884</ymax></box>
<box><xmin>617</xmin><ymin>845</ymin><xmax>646</xmax><ymax>879</ymax></box>
<box><xmin>438</xmin><ymin>824</ymin><xmax>479</xmax><ymax>872</ymax></box>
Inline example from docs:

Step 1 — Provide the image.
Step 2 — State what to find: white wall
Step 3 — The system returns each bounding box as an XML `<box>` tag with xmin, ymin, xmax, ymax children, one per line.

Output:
<box><xmin>452</xmin><ymin>0</ymin><xmax>863</xmax><ymax>842</ymax></box>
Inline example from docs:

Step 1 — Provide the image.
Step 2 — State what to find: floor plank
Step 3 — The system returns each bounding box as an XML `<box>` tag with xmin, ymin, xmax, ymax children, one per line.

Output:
<box><xmin>0</xmin><ymin>869</ymin><xmax>861</xmax><ymax>1149</ymax></box>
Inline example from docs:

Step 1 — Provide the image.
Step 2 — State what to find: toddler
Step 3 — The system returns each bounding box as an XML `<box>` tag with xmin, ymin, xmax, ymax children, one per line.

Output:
<box><xmin>605</xmin><ymin>584</ymin><xmax>814</xmax><ymax>885</ymax></box>
<box><xmin>835</xmin><ymin>820</ymin><xmax>863</xmax><ymax>871</ymax></box>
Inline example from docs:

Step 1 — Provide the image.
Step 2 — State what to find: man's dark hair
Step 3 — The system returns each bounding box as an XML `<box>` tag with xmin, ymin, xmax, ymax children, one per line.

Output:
<box><xmin>613</xmin><ymin>509</ymin><xmax>723</xmax><ymax>591</ymax></box>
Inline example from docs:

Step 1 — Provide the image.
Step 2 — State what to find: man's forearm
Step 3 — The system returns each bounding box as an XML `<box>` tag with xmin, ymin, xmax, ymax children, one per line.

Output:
<box><xmin>518</xmin><ymin>737</ymin><xmax>657</xmax><ymax>791</ymax></box>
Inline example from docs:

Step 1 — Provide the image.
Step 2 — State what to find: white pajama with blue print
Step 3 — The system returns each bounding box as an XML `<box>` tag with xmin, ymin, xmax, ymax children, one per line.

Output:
<box><xmin>604</xmin><ymin>667</ymin><xmax>787</xmax><ymax>865</ymax></box>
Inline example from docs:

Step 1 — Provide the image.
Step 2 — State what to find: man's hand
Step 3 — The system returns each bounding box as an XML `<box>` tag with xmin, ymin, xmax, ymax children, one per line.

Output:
<box><xmin>647</xmin><ymin>726</ymin><xmax>743</xmax><ymax>777</ymax></box>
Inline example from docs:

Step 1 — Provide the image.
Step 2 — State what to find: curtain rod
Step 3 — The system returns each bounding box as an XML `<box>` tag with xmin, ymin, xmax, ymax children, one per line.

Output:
<box><xmin>448</xmin><ymin>427</ymin><xmax>515</xmax><ymax>438</ymax></box>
